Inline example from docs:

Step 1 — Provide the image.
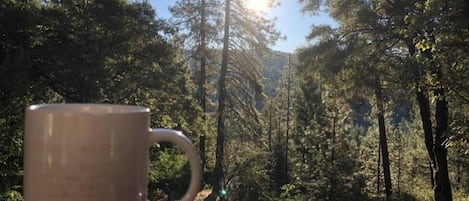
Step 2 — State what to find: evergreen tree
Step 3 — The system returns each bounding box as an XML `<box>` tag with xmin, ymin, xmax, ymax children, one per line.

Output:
<box><xmin>0</xmin><ymin>1</ymin><xmax>200</xmax><ymax>200</ymax></box>
<box><xmin>171</xmin><ymin>0</ymin><xmax>223</xmax><ymax>170</ymax></box>
<box><xmin>205</xmin><ymin>0</ymin><xmax>280</xmax><ymax>200</ymax></box>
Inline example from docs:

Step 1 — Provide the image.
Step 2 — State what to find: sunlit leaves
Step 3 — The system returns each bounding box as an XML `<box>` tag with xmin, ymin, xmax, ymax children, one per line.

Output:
<box><xmin>298</xmin><ymin>0</ymin><xmax>469</xmax><ymax>200</ymax></box>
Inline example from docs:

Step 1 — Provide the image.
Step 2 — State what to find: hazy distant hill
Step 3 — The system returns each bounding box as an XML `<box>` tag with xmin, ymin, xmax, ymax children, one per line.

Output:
<box><xmin>262</xmin><ymin>50</ymin><xmax>291</xmax><ymax>97</ymax></box>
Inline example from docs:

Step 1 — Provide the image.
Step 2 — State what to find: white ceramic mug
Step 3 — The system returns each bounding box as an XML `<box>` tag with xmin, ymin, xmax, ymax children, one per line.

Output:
<box><xmin>23</xmin><ymin>104</ymin><xmax>202</xmax><ymax>201</ymax></box>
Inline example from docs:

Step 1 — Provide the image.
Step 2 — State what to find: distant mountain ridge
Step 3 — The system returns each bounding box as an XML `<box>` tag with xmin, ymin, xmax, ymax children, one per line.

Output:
<box><xmin>262</xmin><ymin>50</ymin><xmax>291</xmax><ymax>97</ymax></box>
<box><xmin>184</xmin><ymin>49</ymin><xmax>292</xmax><ymax>97</ymax></box>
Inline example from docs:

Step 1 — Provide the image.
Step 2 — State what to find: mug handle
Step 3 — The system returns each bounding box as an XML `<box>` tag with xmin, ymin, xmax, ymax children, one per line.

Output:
<box><xmin>148</xmin><ymin>128</ymin><xmax>202</xmax><ymax>201</ymax></box>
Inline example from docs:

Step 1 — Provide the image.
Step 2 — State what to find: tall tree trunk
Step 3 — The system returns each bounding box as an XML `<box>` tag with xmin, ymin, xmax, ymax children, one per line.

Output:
<box><xmin>408</xmin><ymin>41</ymin><xmax>436</xmax><ymax>188</ymax></box>
<box><xmin>397</xmin><ymin>133</ymin><xmax>402</xmax><ymax>195</ymax></box>
<box><xmin>329</xmin><ymin>113</ymin><xmax>336</xmax><ymax>201</ymax></box>
<box><xmin>415</xmin><ymin>87</ymin><xmax>436</xmax><ymax>187</ymax></box>
<box><xmin>375</xmin><ymin>76</ymin><xmax>392</xmax><ymax>201</ymax></box>
<box><xmin>414</xmin><ymin>68</ymin><xmax>454</xmax><ymax>201</ymax></box>
<box><xmin>199</xmin><ymin>0</ymin><xmax>207</xmax><ymax>173</ymax></box>
<box><xmin>302</xmin><ymin>104</ymin><xmax>308</xmax><ymax>164</ymax></box>
<box><xmin>285</xmin><ymin>60</ymin><xmax>291</xmax><ymax>184</ymax></box>
<box><xmin>205</xmin><ymin>0</ymin><xmax>230</xmax><ymax>200</ymax></box>
<box><xmin>412</xmin><ymin>38</ymin><xmax>453</xmax><ymax>201</ymax></box>
<box><xmin>276</xmin><ymin>116</ymin><xmax>286</xmax><ymax>188</ymax></box>
<box><xmin>268</xmin><ymin>105</ymin><xmax>272</xmax><ymax>151</ymax></box>
<box><xmin>433</xmin><ymin>68</ymin><xmax>453</xmax><ymax>201</ymax></box>
<box><xmin>377</xmin><ymin>141</ymin><xmax>381</xmax><ymax>195</ymax></box>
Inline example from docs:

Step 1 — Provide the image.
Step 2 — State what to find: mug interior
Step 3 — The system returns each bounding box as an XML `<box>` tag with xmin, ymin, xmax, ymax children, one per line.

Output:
<box><xmin>28</xmin><ymin>104</ymin><xmax>149</xmax><ymax>114</ymax></box>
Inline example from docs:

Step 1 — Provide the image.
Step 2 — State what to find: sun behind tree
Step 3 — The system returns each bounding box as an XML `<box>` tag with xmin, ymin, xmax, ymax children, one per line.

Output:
<box><xmin>246</xmin><ymin>0</ymin><xmax>269</xmax><ymax>11</ymax></box>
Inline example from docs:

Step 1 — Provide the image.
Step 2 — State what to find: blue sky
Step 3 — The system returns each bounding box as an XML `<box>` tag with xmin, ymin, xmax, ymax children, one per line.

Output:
<box><xmin>149</xmin><ymin>0</ymin><xmax>336</xmax><ymax>53</ymax></box>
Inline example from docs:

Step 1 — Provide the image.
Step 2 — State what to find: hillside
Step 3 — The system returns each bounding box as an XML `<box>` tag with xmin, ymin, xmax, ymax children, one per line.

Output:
<box><xmin>262</xmin><ymin>50</ymin><xmax>291</xmax><ymax>97</ymax></box>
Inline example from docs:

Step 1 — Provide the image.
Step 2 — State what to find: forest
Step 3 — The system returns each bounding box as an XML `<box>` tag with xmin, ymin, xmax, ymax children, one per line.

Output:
<box><xmin>0</xmin><ymin>0</ymin><xmax>468</xmax><ymax>200</ymax></box>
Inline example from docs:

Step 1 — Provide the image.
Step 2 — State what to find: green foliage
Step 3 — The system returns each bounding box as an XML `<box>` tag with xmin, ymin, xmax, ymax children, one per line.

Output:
<box><xmin>278</xmin><ymin>184</ymin><xmax>308</xmax><ymax>201</ymax></box>
<box><xmin>150</xmin><ymin>148</ymin><xmax>188</xmax><ymax>180</ymax></box>
<box><xmin>2</xmin><ymin>189</ymin><xmax>23</xmax><ymax>201</ymax></box>
<box><xmin>221</xmin><ymin>134</ymin><xmax>274</xmax><ymax>201</ymax></box>
<box><xmin>1</xmin><ymin>1</ymin><xmax>39</xmax><ymax>198</ymax></box>
<box><xmin>0</xmin><ymin>0</ymin><xmax>201</xmax><ymax>199</ymax></box>
<box><xmin>148</xmin><ymin>147</ymin><xmax>191</xmax><ymax>200</ymax></box>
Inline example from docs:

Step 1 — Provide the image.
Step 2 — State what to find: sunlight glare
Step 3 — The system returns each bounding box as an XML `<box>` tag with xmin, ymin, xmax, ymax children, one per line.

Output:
<box><xmin>246</xmin><ymin>0</ymin><xmax>269</xmax><ymax>12</ymax></box>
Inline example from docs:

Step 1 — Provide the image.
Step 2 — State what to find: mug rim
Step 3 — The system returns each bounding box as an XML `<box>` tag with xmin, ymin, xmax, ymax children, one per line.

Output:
<box><xmin>27</xmin><ymin>103</ymin><xmax>150</xmax><ymax>115</ymax></box>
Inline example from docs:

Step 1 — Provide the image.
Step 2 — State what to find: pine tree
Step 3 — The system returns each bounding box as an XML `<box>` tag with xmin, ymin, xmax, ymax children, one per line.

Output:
<box><xmin>205</xmin><ymin>0</ymin><xmax>280</xmax><ymax>200</ymax></box>
<box><xmin>171</xmin><ymin>0</ymin><xmax>223</xmax><ymax>174</ymax></box>
<box><xmin>299</xmin><ymin>0</ymin><xmax>469</xmax><ymax>200</ymax></box>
